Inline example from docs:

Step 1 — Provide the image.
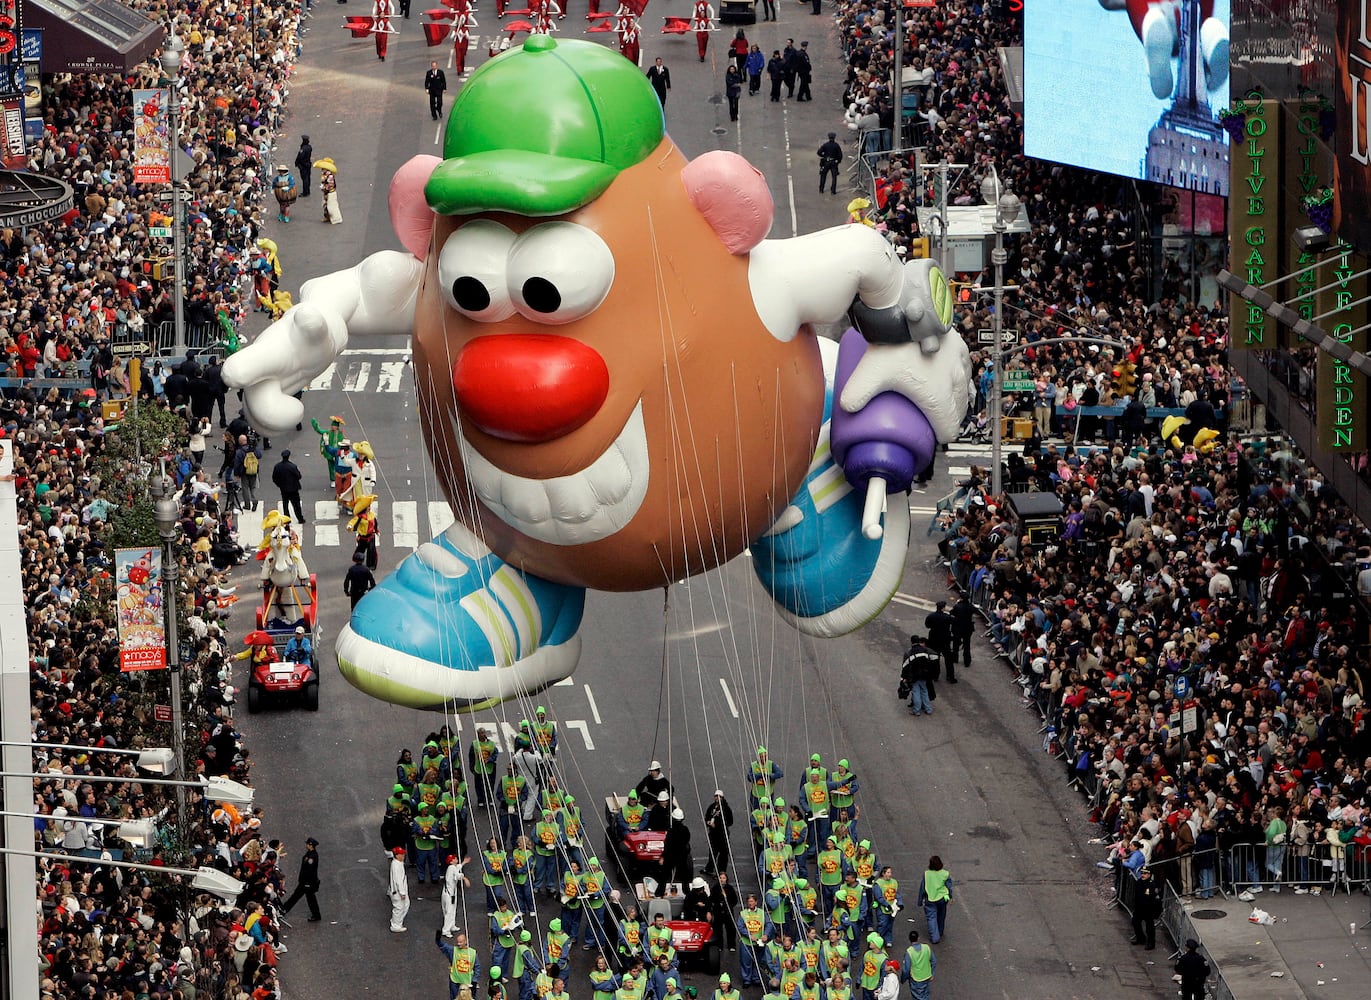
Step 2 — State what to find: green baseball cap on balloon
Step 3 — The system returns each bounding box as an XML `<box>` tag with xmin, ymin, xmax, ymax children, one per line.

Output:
<box><xmin>426</xmin><ymin>35</ymin><xmax>665</xmax><ymax>217</ymax></box>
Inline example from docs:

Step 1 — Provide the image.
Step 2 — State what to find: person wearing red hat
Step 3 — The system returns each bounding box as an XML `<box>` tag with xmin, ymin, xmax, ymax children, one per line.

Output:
<box><xmin>389</xmin><ymin>846</ymin><xmax>411</xmax><ymax>931</ymax></box>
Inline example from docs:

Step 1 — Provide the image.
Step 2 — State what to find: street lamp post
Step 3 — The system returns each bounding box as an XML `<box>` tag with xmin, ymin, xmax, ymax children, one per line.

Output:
<box><xmin>0</xmin><ymin>811</ymin><xmax>157</xmax><ymax>849</ymax></box>
<box><xmin>147</xmin><ymin>467</ymin><xmax>188</xmax><ymax>850</ymax></box>
<box><xmin>980</xmin><ymin>167</ymin><xmax>1022</xmax><ymax>498</ymax></box>
<box><xmin>161</xmin><ymin>34</ymin><xmax>188</xmax><ymax>356</ymax></box>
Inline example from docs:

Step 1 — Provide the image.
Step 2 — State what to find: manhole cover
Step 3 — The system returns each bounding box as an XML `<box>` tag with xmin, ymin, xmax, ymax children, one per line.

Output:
<box><xmin>1191</xmin><ymin>909</ymin><xmax>1228</xmax><ymax>919</ymax></box>
<box><xmin>711</xmin><ymin>127</ymin><xmax>728</xmax><ymax>135</ymax></box>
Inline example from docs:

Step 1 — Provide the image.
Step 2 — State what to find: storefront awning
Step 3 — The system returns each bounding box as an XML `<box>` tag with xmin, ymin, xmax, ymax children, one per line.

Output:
<box><xmin>0</xmin><ymin>169</ymin><xmax>74</xmax><ymax>226</ymax></box>
<box><xmin>23</xmin><ymin>0</ymin><xmax>163</xmax><ymax>76</ymax></box>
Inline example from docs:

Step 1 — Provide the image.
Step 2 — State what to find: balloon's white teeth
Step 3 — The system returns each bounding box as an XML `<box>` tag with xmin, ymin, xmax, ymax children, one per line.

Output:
<box><xmin>454</xmin><ymin>402</ymin><xmax>650</xmax><ymax>546</ymax></box>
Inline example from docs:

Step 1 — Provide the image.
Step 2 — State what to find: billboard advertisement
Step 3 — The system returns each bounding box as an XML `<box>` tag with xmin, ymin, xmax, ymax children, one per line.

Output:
<box><xmin>1227</xmin><ymin>100</ymin><xmax>1281</xmax><ymax>349</ymax></box>
<box><xmin>132</xmin><ymin>89</ymin><xmax>171</xmax><ymax>184</ymax></box>
<box><xmin>114</xmin><ymin>547</ymin><xmax>167</xmax><ymax>672</ymax></box>
<box><xmin>1025</xmin><ymin>0</ymin><xmax>1231</xmax><ymax>193</ymax></box>
<box><xmin>1336</xmin><ymin>0</ymin><xmax>1371</xmax><ymax>249</ymax></box>
<box><xmin>1315</xmin><ymin>243</ymin><xmax>1368</xmax><ymax>452</ymax></box>
<box><xmin>22</xmin><ymin>27</ymin><xmax>40</xmax><ymax>143</ymax></box>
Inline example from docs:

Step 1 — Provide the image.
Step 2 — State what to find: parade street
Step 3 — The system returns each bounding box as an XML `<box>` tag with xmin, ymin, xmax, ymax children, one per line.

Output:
<box><xmin>234</xmin><ymin>13</ymin><xmax>1178</xmax><ymax>1000</ymax></box>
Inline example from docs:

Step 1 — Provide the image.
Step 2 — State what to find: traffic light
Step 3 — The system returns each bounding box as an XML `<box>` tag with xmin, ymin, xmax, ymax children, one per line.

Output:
<box><xmin>909</xmin><ymin>237</ymin><xmax>930</xmax><ymax>259</ymax></box>
<box><xmin>1112</xmin><ymin>362</ymin><xmax>1136</xmax><ymax>397</ymax></box>
<box><xmin>949</xmin><ymin>281</ymin><xmax>972</xmax><ymax>304</ymax></box>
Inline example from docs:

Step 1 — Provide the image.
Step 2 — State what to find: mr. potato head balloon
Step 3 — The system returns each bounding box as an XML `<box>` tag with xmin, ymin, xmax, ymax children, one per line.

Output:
<box><xmin>225</xmin><ymin>36</ymin><xmax>970</xmax><ymax>711</ymax></box>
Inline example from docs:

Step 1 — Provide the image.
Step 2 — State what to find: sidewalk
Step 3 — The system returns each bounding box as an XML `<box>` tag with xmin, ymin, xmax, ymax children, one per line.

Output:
<box><xmin>1181</xmin><ymin>888</ymin><xmax>1371</xmax><ymax>998</ymax></box>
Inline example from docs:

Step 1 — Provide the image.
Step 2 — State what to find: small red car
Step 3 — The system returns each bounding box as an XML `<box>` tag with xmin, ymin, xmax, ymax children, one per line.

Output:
<box><xmin>245</xmin><ymin>576</ymin><xmax>320</xmax><ymax>712</ymax></box>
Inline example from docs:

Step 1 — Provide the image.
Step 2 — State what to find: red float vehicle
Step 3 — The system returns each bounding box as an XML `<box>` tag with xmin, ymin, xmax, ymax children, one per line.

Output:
<box><xmin>245</xmin><ymin>576</ymin><xmax>321</xmax><ymax>713</ymax></box>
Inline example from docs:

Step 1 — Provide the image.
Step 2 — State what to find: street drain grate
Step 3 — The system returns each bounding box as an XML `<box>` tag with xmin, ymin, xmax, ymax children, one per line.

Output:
<box><xmin>1191</xmin><ymin>909</ymin><xmax>1227</xmax><ymax>919</ymax></box>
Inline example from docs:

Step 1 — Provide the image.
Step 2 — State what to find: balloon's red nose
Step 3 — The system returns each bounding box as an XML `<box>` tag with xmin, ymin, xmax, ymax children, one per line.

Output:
<box><xmin>453</xmin><ymin>335</ymin><xmax>610</xmax><ymax>443</ymax></box>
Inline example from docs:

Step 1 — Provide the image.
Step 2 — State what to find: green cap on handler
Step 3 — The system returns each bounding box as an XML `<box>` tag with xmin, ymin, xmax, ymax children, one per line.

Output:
<box><xmin>427</xmin><ymin>35</ymin><xmax>666</xmax><ymax>218</ymax></box>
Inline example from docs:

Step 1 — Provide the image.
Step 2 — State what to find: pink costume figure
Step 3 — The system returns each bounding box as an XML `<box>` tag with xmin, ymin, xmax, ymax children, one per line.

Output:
<box><xmin>1099</xmin><ymin>0</ymin><xmax>1228</xmax><ymax>101</ymax></box>
<box><xmin>691</xmin><ymin>1</ymin><xmax>715</xmax><ymax>63</ymax></box>
<box><xmin>374</xmin><ymin>0</ymin><xmax>395</xmax><ymax>60</ymax></box>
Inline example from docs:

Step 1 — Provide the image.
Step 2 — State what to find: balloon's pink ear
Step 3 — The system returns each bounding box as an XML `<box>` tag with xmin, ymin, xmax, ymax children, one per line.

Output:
<box><xmin>389</xmin><ymin>155</ymin><xmax>443</xmax><ymax>261</ymax></box>
<box><xmin>681</xmin><ymin>151</ymin><xmax>774</xmax><ymax>255</ymax></box>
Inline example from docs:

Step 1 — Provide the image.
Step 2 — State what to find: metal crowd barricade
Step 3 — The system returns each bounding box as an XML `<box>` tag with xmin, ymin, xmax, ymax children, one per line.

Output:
<box><xmin>1159</xmin><ymin>882</ymin><xmax>1235</xmax><ymax>1000</ymax></box>
<box><xmin>1223</xmin><ymin>839</ymin><xmax>1371</xmax><ymax>895</ymax></box>
<box><xmin>108</xmin><ymin>321</ymin><xmax>223</xmax><ymax>357</ymax></box>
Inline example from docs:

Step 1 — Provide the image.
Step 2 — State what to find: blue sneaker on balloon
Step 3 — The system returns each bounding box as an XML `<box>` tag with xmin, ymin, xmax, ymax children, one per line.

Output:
<box><xmin>336</xmin><ymin>522</ymin><xmax>585</xmax><ymax>711</ymax></box>
<box><xmin>751</xmin><ymin>347</ymin><xmax>912</xmax><ymax>638</ymax></box>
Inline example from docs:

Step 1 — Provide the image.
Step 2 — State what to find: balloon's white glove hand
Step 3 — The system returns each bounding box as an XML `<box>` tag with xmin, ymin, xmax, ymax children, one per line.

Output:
<box><xmin>839</xmin><ymin>333</ymin><xmax>972</xmax><ymax>444</ymax></box>
<box><xmin>222</xmin><ymin>304</ymin><xmax>348</xmax><ymax>432</ymax></box>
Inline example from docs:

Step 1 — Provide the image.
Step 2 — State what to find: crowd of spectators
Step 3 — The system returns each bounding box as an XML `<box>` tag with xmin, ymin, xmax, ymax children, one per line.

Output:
<box><xmin>1</xmin><ymin>0</ymin><xmax>303</xmax><ymax>379</ymax></box>
<box><xmin>827</xmin><ymin>0</ymin><xmax>1371</xmax><ymax>912</ymax></box>
<box><xmin>831</xmin><ymin>1</ymin><xmax>1235</xmax><ymax>444</ymax></box>
<box><xmin>2</xmin><ymin>2</ymin><xmax>313</xmax><ymax>999</ymax></box>
<box><xmin>941</xmin><ymin>430</ymin><xmax>1371</xmax><ymax>897</ymax></box>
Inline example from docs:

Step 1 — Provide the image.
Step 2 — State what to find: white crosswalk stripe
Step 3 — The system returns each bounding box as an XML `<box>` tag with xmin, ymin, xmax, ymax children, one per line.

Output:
<box><xmin>428</xmin><ymin>500</ymin><xmax>455</xmax><ymax>537</ymax></box>
<box><xmin>305</xmin><ymin>352</ymin><xmax>412</xmax><ymax>393</ymax></box>
<box><xmin>307</xmin><ymin>363</ymin><xmax>337</xmax><ymax>391</ymax></box>
<box><xmin>235</xmin><ymin>498</ymin><xmax>460</xmax><ymax>551</ymax></box>
<box><xmin>946</xmin><ymin>442</ymin><xmax>995</xmax><ymax>457</ymax></box>
<box><xmin>375</xmin><ymin>361</ymin><xmax>408</xmax><ymax>393</ymax></box>
<box><xmin>392</xmin><ymin>501</ymin><xmax>420</xmax><ymax>550</ymax></box>
<box><xmin>340</xmin><ymin>361</ymin><xmax>372</xmax><ymax>392</ymax></box>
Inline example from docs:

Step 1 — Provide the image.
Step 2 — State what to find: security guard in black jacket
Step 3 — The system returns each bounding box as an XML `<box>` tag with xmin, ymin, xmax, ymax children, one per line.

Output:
<box><xmin>1174</xmin><ymin>939</ymin><xmax>1211</xmax><ymax>1000</ymax></box>
<box><xmin>924</xmin><ymin>601</ymin><xmax>957</xmax><ymax>682</ymax></box>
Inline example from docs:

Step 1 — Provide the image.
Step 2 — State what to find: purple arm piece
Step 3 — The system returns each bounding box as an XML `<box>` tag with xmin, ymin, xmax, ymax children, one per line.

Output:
<box><xmin>830</xmin><ymin>327</ymin><xmax>935</xmax><ymax>492</ymax></box>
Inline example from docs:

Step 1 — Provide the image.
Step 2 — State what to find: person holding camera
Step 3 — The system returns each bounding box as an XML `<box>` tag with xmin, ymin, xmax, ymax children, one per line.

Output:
<box><xmin>817</xmin><ymin>133</ymin><xmax>843</xmax><ymax>195</ymax></box>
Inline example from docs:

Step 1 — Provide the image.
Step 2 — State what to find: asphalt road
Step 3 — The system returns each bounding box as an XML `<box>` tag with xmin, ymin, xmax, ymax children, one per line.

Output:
<box><xmin>230</xmin><ymin>12</ymin><xmax>1179</xmax><ymax>999</ymax></box>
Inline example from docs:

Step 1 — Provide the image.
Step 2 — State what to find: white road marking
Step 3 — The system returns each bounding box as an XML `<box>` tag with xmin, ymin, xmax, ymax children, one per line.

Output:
<box><xmin>565</xmin><ymin>720</ymin><xmax>595</xmax><ymax>751</ymax></box>
<box><xmin>341</xmin><ymin>362</ymin><xmax>372</xmax><ymax>392</ymax></box>
<box><xmin>315</xmin><ymin>500</ymin><xmax>339</xmax><ymax>522</ymax></box>
<box><xmin>890</xmin><ymin>592</ymin><xmax>937</xmax><ymax>611</ymax></box>
<box><xmin>314</xmin><ymin>523</ymin><xmax>340</xmax><ymax>547</ymax></box>
<box><xmin>718</xmin><ymin>677</ymin><xmax>739</xmax><ymax>718</ymax></box>
<box><xmin>308</xmin><ymin>363</ymin><xmax>337</xmax><ymax>390</ymax></box>
<box><xmin>584</xmin><ymin>685</ymin><xmax>601</xmax><ymax>725</ymax></box>
<box><xmin>909</xmin><ymin>506</ymin><xmax>939</xmax><ymax>516</ymax></box>
<box><xmin>554</xmin><ymin>677</ymin><xmax>575</xmax><ymax>687</ymax></box>
<box><xmin>376</xmin><ymin>361</ymin><xmax>408</xmax><ymax>393</ymax></box>
<box><xmin>948</xmin><ymin>466</ymin><xmax>970</xmax><ymax>477</ymax></box>
<box><xmin>340</xmin><ymin>348</ymin><xmax>411</xmax><ymax>356</ymax></box>
<box><xmin>429</xmin><ymin>500</ymin><xmax>456</xmax><ymax>538</ymax></box>
<box><xmin>782</xmin><ymin>100</ymin><xmax>798</xmax><ymax>237</ymax></box>
<box><xmin>238</xmin><ymin>505</ymin><xmax>264</xmax><ymax>548</ymax></box>
<box><xmin>392</xmin><ymin>500</ymin><xmax>419</xmax><ymax>549</ymax></box>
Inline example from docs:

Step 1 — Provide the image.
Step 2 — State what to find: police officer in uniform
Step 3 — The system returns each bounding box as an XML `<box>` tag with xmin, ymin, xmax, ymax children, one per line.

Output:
<box><xmin>817</xmin><ymin>133</ymin><xmax>842</xmax><ymax>195</ymax></box>
<box><xmin>282</xmin><ymin>836</ymin><xmax>322</xmax><ymax>921</ymax></box>
<box><xmin>1131</xmin><ymin>867</ymin><xmax>1163</xmax><ymax>949</ymax></box>
<box><xmin>923</xmin><ymin>601</ymin><xmax>957</xmax><ymax>683</ymax></box>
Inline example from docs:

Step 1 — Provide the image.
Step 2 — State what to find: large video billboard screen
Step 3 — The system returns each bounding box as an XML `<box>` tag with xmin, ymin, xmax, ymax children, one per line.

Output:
<box><xmin>1025</xmin><ymin>0</ymin><xmax>1231</xmax><ymax>194</ymax></box>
